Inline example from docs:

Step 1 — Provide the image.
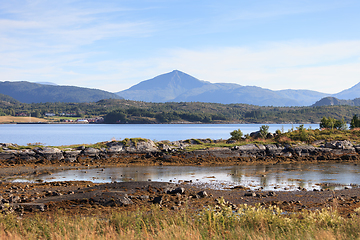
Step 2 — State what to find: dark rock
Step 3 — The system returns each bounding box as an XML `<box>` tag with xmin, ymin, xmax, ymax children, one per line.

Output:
<box><xmin>153</xmin><ymin>196</ymin><xmax>163</xmax><ymax>204</ymax></box>
<box><xmin>197</xmin><ymin>191</ymin><xmax>208</xmax><ymax>198</ymax></box>
<box><xmin>168</xmin><ymin>187</ymin><xmax>185</xmax><ymax>195</ymax></box>
<box><xmin>0</xmin><ymin>151</ymin><xmax>15</xmax><ymax>160</ymax></box>
<box><xmin>20</xmin><ymin>203</ymin><xmax>45</xmax><ymax>212</ymax></box>
<box><xmin>244</xmin><ymin>192</ymin><xmax>257</xmax><ymax>197</ymax></box>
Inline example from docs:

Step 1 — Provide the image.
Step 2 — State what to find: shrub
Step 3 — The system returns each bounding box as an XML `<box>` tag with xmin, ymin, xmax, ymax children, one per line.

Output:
<box><xmin>230</xmin><ymin>129</ymin><xmax>243</xmax><ymax>140</ymax></box>
<box><xmin>259</xmin><ymin>125</ymin><xmax>269</xmax><ymax>138</ymax></box>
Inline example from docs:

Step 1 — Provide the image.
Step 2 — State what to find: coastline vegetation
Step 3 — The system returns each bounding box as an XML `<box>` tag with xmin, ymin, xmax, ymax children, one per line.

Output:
<box><xmin>2</xmin><ymin>98</ymin><xmax>360</xmax><ymax>124</ymax></box>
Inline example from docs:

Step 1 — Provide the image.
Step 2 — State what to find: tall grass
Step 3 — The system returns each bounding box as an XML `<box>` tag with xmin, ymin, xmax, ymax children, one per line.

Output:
<box><xmin>0</xmin><ymin>203</ymin><xmax>360</xmax><ymax>239</ymax></box>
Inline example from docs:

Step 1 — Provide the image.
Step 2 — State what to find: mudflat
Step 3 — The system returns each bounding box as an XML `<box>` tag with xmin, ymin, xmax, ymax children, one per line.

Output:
<box><xmin>0</xmin><ymin>161</ymin><xmax>359</xmax><ymax>218</ymax></box>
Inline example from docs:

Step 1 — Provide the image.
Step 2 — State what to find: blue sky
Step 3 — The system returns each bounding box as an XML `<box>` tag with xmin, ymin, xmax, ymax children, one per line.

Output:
<box><xmin>1</xmin><ymin>0</ymin><xmax>360</xmax><ymax>94</ymax></box>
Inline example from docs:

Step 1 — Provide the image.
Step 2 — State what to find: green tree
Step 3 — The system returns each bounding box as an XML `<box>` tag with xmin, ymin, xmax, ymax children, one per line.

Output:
<box><xmin>104</xmin><ymin>110</ymin><xmax>127</xmax><ymax>123</ymax></box>
<box><xmin>259</xmin><ymin>125</ymin><xmax>269</xmax><ymax>138</ymax></box>
<box><xmin>230</xmin><ymin>129</ymin><xmax>243</xmax><ymax>140</ymax></box>
<box><xmin>350</xmin><ymin>114</ymin><xmax>360</xmax><ymax>129</ymax></box>
<box><xmin>335</xmin><ymin>117</ymin><xmax>348</xmax><ymax>131</ymax></box>
<box><xmin>320</xmin><ymin>117</ymin><xmax>337</xmax><ymax>130</ymax></box>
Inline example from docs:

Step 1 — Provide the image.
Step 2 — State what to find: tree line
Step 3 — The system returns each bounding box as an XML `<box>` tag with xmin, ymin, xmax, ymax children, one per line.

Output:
<box><xmin>2</xmin><ymin>98</ymin><xmax>360</xmax><ymax>124</ymax></box>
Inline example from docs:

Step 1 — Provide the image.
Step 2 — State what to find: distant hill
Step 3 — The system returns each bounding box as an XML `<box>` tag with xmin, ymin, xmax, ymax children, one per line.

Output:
<box><xmin>0</xmin><ymin>93</ymin><xmax>20</xmax><ymax>104</ymax></box>
<box><xmin>0</xmin><ymin>81</ymin><xmax>122</xmax><ymax>103</ymax></box>
<box><xmin>35</xmin><ymin>82</ymin><xmax>58</xmax><ymax>86</ymax></box>
<box><xmin>117</xmin><ymin>70</ymin><xmax>327</xmax><ymax>106</ymax></box>
<box><xmin>312</xmin><ymin>97</ymin><xmax>360</xmax><ymax>107</ymax></box>
<box><xmin>332</xmin><ymin>82</ymin><xmax>360</xmax><ymax>100</ymax></box>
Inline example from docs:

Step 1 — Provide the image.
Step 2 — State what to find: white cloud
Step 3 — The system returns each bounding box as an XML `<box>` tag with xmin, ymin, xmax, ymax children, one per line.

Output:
<box><xmin>103</xmin><ymin>40</ymin><xmax>360</xmax><ymax>93</ymax></box>
<box><xmin>1</xmin><ymin>40</ymin><xmax>360</xmax><ymax>94</ymax></box>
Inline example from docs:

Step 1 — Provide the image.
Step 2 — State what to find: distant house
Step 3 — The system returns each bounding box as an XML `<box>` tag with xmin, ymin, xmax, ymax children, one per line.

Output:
<box><xmin>60</xmin><ymin>112</ymin><xmax>77</xmax><ymax>116</ymax></box>
<box><xmin>76</xmin><ymin>119</ymin><xmax>89</xmax><ymax>123</ymax></box>
<box><xmin>45</xmin><ymin>113</ymin><xmax>56</xmax><ymax>117</ymax></box>
<box><xmin>16</xmin><ymin>112</ymin><xmax>28</xmax><ymax>117</ymax></box>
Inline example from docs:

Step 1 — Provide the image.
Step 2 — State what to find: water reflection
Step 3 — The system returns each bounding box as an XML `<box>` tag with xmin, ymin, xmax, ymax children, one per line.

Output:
<box><xmin>12</xmin><ymin>162</ymin><xmax>360</xmax><ymax>191</ymax></box>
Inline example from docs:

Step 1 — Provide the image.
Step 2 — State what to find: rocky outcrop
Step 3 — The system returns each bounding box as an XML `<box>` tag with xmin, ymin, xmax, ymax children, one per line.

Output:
<box><xmin>1</xmin><ymin>139</ymin><xmax>360</xmax><ymax>163</ymax></box>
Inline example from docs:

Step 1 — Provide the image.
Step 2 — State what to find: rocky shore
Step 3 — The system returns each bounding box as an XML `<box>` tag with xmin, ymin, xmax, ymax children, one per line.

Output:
<box><xmin>1</xmin><ymin>138</ymin><xmax>360</xmax><ymax>165</ymax></box>
<box><xmin>1</xmin><ymin>138</ymin><xmax>360</xmax><ymax>218</ymax></box>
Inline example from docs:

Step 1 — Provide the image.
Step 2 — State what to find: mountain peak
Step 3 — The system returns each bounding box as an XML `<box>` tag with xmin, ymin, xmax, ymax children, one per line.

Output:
<box><xmin>126</xmin><ymin>70</ymin><xmax>209</xmax><ymax>92</ymax></box>
<box><xmin>332</xmin><ymin>82</ymin><xmax>360</xmax><ymax>100</ymax></box>
<box><xmin>117</xmin><ymin>70</ymin><xmax>211</xmax><ymax>102</ymax></box>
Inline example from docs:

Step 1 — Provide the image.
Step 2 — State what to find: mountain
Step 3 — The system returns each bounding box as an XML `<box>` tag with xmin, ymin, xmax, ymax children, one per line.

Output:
<box><xmin>35</xmin><ymin>82</ymin><xmax>58</xmax><ymax>86</ymax></box>
<box><xmin>117</xmin><ymin>70</ymin><xmax>212</xmax><ymax>102</ymax></box>
<box><xmin>312</xmin><ymin>97</ymin><xmax>360</xmax><ymax>107</ymax></box>
<box><xmin>0</xmin><ymin>81</ymin><xmax>122</xmax><ymax>103</ymax></box>
<box><xmin>332</xmin><ymin>82</ymin><xmax>360</xmax><ymax>100</ymax></box>
<box><xmin>0</xmin><ymin>93</ymin><xmax>20</xmax><ymax>104</ymax></box>
<box><xmin>117</xmin><ymin>70</ymin><xmax>327</xmax><ymax>106</ymax></box>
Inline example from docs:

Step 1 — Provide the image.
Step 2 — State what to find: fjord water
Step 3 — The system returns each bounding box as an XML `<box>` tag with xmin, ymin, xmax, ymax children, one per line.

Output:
<box><xmin>0</xmin><ymin>123</ymin><xmax>318</xmax><ymax>146</ymax></box>
<box><xmin>13</xmin><ymin>162</ymin><xmax>360</xmax><ymax>191</ymax></box>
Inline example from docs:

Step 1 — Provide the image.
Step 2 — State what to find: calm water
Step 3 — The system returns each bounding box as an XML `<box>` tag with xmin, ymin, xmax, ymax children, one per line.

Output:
<box><xmin>0</xmin><ymin>123</ymin><xmax>318</xmax><ymax>146</ymax></box>
<box><xmin>11</xmin><ymin>162</ymin><xmax>360</xmax><ymax>191</ymax></box>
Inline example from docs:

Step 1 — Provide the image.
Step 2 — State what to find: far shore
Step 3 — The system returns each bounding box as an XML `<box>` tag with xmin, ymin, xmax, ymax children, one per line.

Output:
<box><xmin>0</xmin><ymin>116</ymin><xmax>317</xmax><ymax>125</ymax></box>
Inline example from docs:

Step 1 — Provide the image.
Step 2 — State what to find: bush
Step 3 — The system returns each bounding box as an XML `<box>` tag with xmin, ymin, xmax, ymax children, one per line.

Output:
<box><xmin>230</xmin><ymin>129</ymin><xmax>243</xmax><ymax>140</ymax></box>
<box><xmin>259</xmin><ymin>125</ymin><xmax>269</xmax><ymax>138</ymax></box>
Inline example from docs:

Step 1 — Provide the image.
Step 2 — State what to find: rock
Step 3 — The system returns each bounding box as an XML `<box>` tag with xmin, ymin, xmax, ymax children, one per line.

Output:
<box><xmin>34</xmin><ymin>147</ymin><xmax>64</xmax><ymax>161</ymax></box>
<box><xmin>192</xmin><ymin>148</ymin><xmax>240</xmax><ymax>158</ymax></box>
<box><xmin>168</xmin><ymin>187</ymin><xmax>185</xmax><ymax>195</ymax></box>
<box><xmin>125</xmin><ymin>139</ymin><xmax>159</xmax><ymax>153</ymax></box>
<box><xmin>0</xmin><ymin>151</ymin><xmax>16</xmax><ymax>160</ymax></box>
<box><xmin>250</xmin><ymin>131</ymin><xmax>262</xmax><ymax>139</ymax></box>
<box><xmin>291</xmin><ymin>144</ymin><xmax>317</xmax><ymax>156</ymax></box>
<box><xmin>153</xmin><ymin>196</ymin><xmax>163</xmax><ymax>204</ymax></box>
<box><xmin>139</xmin><ymin>195</ymin><xmax>150</xmax><ymax>200</ymax></box>
<box><xmin>244</xmin><ymin>192</ymin><xmax>257</xmax><ymax>197</ymax></box>
<box><xmin>63</xmin><ymin>150</ymin><xmax>81</xmax><ymax>162</ymax></box>
<box><xmin>265</xmin><ymin>144</ymin><xmax>285</xmax><ymax>156</ymax></box>
<box><xmin>266</xmin><ymin>133</ymin><xmax>274</xmax><ymax>139</ymax></box>
<box><xmin>9</xmin><ymin>195</ymin><xmax>21</xmax><ymax>203</ymax></box>
<box><xmin>197</xmin><ymin>191</ymin><xmax>208</xmax><ymax>198</ymax></box>
<box><xmin>19</xmin><ymin>203</ymin><xmax>45</xmax><ymax>212</ymax></box>
<box><xmin>0</xmin><ymin>143</ymin><xmax>18</xmax><ymax>148</ymax></box>
<box><xmin>106</xmin><ymin>141</ymin><xmax>125</xmax><ymax>153</ymax></box>
<box><xmin>325</xmin><ymin>140</ymin><xmax>355</xmax><ymax>151</ymax></box>
<box><xmin>17</xmin><ymin>149</ymin><xmax>37</xmax><ymax>161</ymax></box>
<box><xmin>233</xmin><ymin>144</ymin><xmax>266</xmax><ymax>158</ymax></box>
<box><xmin>82</xmin><ymin>148</ymin><xmax>101</xmax><ymax>157</ymax></box>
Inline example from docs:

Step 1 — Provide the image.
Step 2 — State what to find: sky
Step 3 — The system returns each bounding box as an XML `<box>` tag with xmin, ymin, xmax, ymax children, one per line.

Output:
<box><xmin>1</xmin><ymin>0</ymin><xmax>360</xmax><ymax>94</ymax></box>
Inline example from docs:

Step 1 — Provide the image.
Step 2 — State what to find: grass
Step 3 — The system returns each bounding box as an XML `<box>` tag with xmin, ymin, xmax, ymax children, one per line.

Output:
<box><xmin>1</xmin><ymin>202</ymin><xmax>360</xmax><ymax>239</ymax></box>
<box><xmin>0</xmin><ymin>116</ymin><xmax>47</xmax><ymax>124</ymax></box>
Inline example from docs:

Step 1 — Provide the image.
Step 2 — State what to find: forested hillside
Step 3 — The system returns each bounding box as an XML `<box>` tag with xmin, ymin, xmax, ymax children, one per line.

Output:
<box><xmin>1</xmin><ymin>98</ymin><xmax>360</xmax><ymax>124</ymax></box>
<box><xmin>0</xmin><ymin>81</ymin><xmax>122</xmax><ymax>103</ymax></box>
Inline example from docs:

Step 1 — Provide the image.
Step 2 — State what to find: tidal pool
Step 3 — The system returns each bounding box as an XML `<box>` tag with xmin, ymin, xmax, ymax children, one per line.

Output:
<box><xmin>12</xmin><ymin>162</ymin><xmax>360</xmax><ymax>191</ymax></box>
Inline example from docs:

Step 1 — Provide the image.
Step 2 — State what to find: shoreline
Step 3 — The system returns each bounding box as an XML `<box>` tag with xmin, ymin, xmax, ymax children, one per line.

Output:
<box><xmin>1</xmin><ymin>137</ymin><xmax>360</xmax><ymax>219</ymax></box>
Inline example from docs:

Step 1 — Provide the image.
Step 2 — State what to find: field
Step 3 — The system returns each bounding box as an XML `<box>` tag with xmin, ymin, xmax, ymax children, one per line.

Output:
<box><xmin>0</xmin><ymin>116</ymin><xmax>48</xmax><ymax>124</ymax></box>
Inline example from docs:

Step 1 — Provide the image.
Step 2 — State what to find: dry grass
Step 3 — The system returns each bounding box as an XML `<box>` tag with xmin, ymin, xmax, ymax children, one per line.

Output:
<box><xmin>0</xmin><ymin>203</ymin><xmax>359</xmax><ymax>240</ymax></box>
<box><xmin>0</xmin><ymin>116</ymin><xmax>48</xmax><ymax>124</ymax></box>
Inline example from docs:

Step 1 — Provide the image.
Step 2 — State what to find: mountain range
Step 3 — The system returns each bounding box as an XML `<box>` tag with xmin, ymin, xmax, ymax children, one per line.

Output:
<box><xmin>0</xmin><ymin>81</ymin><xmax>122</xmax><ymax>103</ymax></box>
<box><xmin>117</xmin><ymin>70</ymin><xmax>357</xmax><ymax>106</ymax></box>
<box><xmin>1</xmin><ymin>70</ymin><xmax>359</xmax><ymax>106</ymax></box>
